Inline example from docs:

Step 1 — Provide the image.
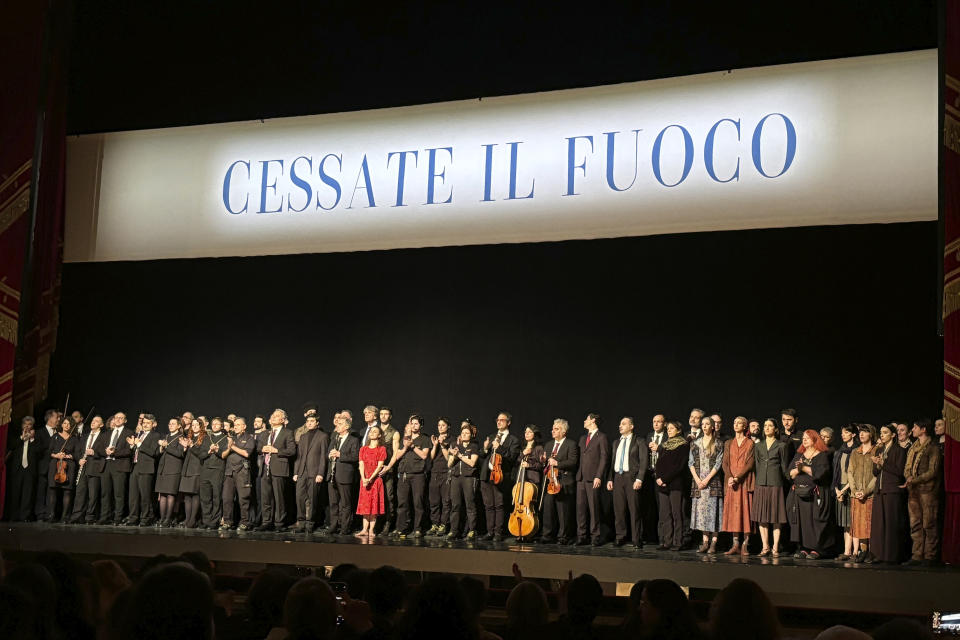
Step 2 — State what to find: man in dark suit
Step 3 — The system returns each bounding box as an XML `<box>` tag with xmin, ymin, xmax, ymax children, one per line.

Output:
<box><xmin>479</xmin><ymin>411</ymin><xmax>521</xmax><ymax>541</ymax></box>
<box><xmin>124</xmin><ymin>414</ymin><xmax>161</xmax><ymax>525</ymax></box>
<box><xmin>576</xmin><ymin>413</ymin><xmax>610</xmax><ymax>545</ymax></box>
<box><xmin>220</xmin><ymin>416</ymin><xmax>258</xmax><ymax>530</ymax></box>
<box><xmin>257</xmin><ymin>409</ymin><xmax>297</xmax><ymax>531</ymax></box>
<box><xmin>539</xmin><ymin>418</ymin><xmax>579</xmax><ymax>544</ymax></box>
<box><xmin>327</xmin><ymin>411</ymin><xmax>360</xmax><ymax>534</ymax></box>
<box><xmin>7</xmin><ymin>417</ymin><xmax>42</xmax><ymax>521</ymax></box>
<box><xmin>71</xmin><ymin>415</ymin><xmax>108</xmax><ymax>523</ymax></box>
<box><xmin>34</xmin><ymin>409</ymin><xmax>59</xmax><ymax>520</ymax></box>
<box><xmin>606</xmin><ymin>416</ymin><xmax>648</xmax><ymax>548</ymax></box>
<box><xmin>100</xmin><ymin>412</ymin><xmax>134</xmax><ymax>524</ymax></box>
<box><xmin>644</xmin><ymin>414</ymin><xmax>667</xmax><ymax>544</ymax></box>
<box><xmin>292</xmin><ymin>412</ymin><xmax>329</xmax><ymax>533</ymax></box>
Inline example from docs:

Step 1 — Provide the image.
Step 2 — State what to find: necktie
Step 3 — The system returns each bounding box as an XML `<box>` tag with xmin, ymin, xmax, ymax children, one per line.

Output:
<box><xmin>134</xmin><ymin>434</ymin><xmax>142</xmax><ymax>463</ymax></box>
<box><xmin>586</xmin><ymin>432</ymin><xmax>593</xmax><ymax>448</ymax></box>
<box><xmin>22</xmin><ymin>440</ymin><xmax>29</xmax><ymax>469</ymax></box>
<box><xmin>618</xmin><ymin>437</ymin><xmax>627</xmax><ymax>473</ymax></box>
<box><xmin>266</xmin><ymin>430</ymin><xmax>276</xmax><ymax>467</ymax></box>
<box><xmin>552</xmin><ymin>441</ymin><xmax>560</xmax><ymax>457</ymax></box>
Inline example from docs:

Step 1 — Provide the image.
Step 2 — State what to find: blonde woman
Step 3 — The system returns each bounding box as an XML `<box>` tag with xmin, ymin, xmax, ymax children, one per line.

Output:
<box><xmin>689</xmin><ymin>416</ymin><xmax>724</xmax><ymax>553</ymax></box>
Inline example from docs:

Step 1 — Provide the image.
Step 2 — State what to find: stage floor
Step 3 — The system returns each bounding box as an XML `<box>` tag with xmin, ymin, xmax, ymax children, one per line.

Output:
<box><xmin>2</xmin><ymin>522</ymin><xmax>957</xmax><ymax>615</ymax></box>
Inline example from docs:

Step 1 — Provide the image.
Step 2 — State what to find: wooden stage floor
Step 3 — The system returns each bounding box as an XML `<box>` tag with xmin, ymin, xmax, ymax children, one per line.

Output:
<box><xmin>2</xmin><ymin>522</ymin><xmax>957</xmax><ymax>615</ymax></box>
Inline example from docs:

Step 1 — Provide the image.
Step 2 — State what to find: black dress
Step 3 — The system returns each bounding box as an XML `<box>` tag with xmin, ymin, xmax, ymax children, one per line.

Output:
<box><xmin>787</xmin><ymin>450</ymin><xmax>835</xmax><ymax>553</ymax></box>
<box><xmin>155</xmin><ymin>437</ymin><xmax>185</xmax><ymax>494</ymax></box>
<box><xmin>47</xmin><ymin>434</ymin><xmax>84</xmax><ymax>489</ymax></box>
<box><xmin>870</xmin><ymin>442</ymin><xmax>907</xmax><ymax>563</ymax></box>
<box><xmin>179</xmin><ymin>441</ymin><xmax>204</xmax><ymax>494</ymax></box>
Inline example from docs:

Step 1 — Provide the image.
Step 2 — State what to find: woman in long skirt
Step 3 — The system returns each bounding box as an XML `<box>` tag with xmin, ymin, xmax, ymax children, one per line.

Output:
<box><xmin>752</xmin><ymin>419</ymin><xmax>789</xmax><ymax>556</ymax></box>
<box><xmin>846</xmin><ymin>424</ymin><xmax>877</xmax><ymax>562</ymax></box>
<box><xmin>689</xmin><ymin>416</ymin><xmax>724</xmax><ymax>553</ymax></box>
<box><xmin>832</xmin><ymin>424</ymin><xmax>856</xmax><ymax>560</ymax></box>
<box><xmin>787</xmin><ymin>430</ymin><xmax>835</xmax><ymax>560</ymax></box>
<box><xmin>868</xmin><ymin>424</ymin><xmax>907</xmax><ymax>564</ymax></box>
<box><xmin>721</xmin><ymin>417</ymin><xmax>755</xmax><ymax>555</ymax></box>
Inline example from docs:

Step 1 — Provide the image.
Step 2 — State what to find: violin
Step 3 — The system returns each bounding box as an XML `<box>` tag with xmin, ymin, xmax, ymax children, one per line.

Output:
<box><xmin>508</xmin><ymin>457</ymin><xmax>539</xmax><ymax>539</ymax></box>
<box><xmin>543</xmin><ymin>451</ymin><xmax>561</xmax><ymax>495</ymax></box>
<box><xmin>489</xmin><ymin>433</ymin><xmax>504</xmax><ymax>485</ymax></box>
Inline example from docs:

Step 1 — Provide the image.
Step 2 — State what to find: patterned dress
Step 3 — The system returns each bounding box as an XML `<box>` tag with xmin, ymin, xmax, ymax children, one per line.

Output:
<box><xmin>356</xmin><ymin>445</ymin><xmax>387</xmax><ymax>515</ymax></box>
<box><xmin>689</xmin><ymin>438</ymin><xmax>724</xmax><ymax>532</ymax></box>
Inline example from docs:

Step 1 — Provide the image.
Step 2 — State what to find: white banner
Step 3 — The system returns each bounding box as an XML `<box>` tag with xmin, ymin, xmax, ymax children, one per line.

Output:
<box><xmin>65</xmin><ymin>50</ymin><xmax>937</xmax><ymax>262</ymax></box>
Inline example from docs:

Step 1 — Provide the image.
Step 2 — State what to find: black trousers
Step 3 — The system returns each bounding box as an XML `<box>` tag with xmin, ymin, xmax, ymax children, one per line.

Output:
<box><xmin>70</xmin><ymin>471</ymin><xmax>92</xmax><ymax>521</ymax></box>
<box><xmin>127</xmin><ymin>471</ymin><xmax>155</xmax><ymax>521</ymax></box>
<box><xmin>250</xmin><ymin>468</ymin><xmax>261</xmax><ymax>525</ymax></box>
<box><xmin>199</xmin><ymin>471</ymin><xmax>224</xmax><ymax>527</ymax></box>
<box><xmin>480</xmin><ymin>479</ymin><xmax>510</xmax><ymax>535</ymax></box>
<box><xmin>380</xmin><ymin>473</ymin><xmax>397</xmax><ymax>530</ymax></box>
<box><xmin>542</xmin><ymin>487</ymin><xmax>574</xmax><ymax>541</ymax></box>
<box><xmin>35</xmin><ymin>471</ymin><xmax>50</xmax><ymax>520</ymax></box>
<box><xmin>449</xmin><ymin>475</ymin><xmax>478</xmax><ymax>534</ymax></box>
<box><xmin>100</xmin><ymin>466</ymin><xmax>129</xmax><ymax>522</ymax></box>
<box><xmin>429</xmin><ymin>471</ymin><xmax>451</xmax><ymax>526</ymax></box>
<box><xmin>222</xmin><ymin>470</ymin><xmax>252</xmax><ymax>526</ymax></box>
<box><xmin>641</xmin><ymin>471</ymin><xmax>660</xmax><ymax>543</ymax></box>
<box><xmin>7</xmin><ymin>469</ymin><xmax>37</xmax><ymax>521</ymax></box>
<box><xmin>261</xmin><ymin>473</ymin><xmax>290</xmax><ymax>526</ymax></box>
<box><xmin>295</xmin><ymin>475</ymin><xmax>321</xmax><ymax>524</ymax></box>
<box><xmin>658</xmin><ymin>489</ymin><xmax>684</xmax><ymax>548</ymax></box>
<box><xmin>328</xmin><ymin>481</ymin><xmax>356</xmax><ymax>532</ymax></box>
<box><xmin>612</xmin><ymin>473</ymin><xmax>643</xmax><ymax>544</ymax></box>
<box><xmin>576</xmin><ymin>480</ymin><xmax>602</xmax><ymax>539</ymax></box>
<box><xmin>397</xmin><ymin>472</ymin><xmax>426</xmax><ymax>533</ymax></box>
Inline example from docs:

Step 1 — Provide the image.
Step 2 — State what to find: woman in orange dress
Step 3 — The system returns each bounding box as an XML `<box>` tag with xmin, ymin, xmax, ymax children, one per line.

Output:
<box><xmin>721</xmin><ymin>416</ymin><xmax>755</xmax><ymax>554</ymax></box>
<box><xmin>356</xmin><ymin>425</ymin><xmax>387</xmax><ymax>538</ymax></box>
<box><xmin>845</xmin><ymin>424</ymin><xmax>877</xmax><ymax>562</ymax></box>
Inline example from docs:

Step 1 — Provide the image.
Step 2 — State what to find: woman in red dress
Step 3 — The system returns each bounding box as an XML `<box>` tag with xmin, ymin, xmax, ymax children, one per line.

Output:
<box><xmin>356</xmin><ymin>425</ymin><xmax>387</xmax><ymax>538</ymax></box>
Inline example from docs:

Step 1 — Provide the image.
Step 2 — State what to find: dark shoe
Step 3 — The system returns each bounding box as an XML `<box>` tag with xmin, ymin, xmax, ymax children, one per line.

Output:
<box><xmin>793</xmin><ymin>550</ymin><xmax>807</xmax><ymax>559</ymax></box>
<box><xmin>426</xmin><ymin>524</ymin><xmax>439</xmax><ymax>536</ymax></box>
<box><xmin>539</xmin><ymin>537</ymin><xmax>557</xmax><ymax>545</ymax></box>
<box><xmin>123</xmin><ymin>517</ymin><xmax>138</xmax><ymax>526</ymax></box>
<box><xmin>836</xmin><ymin>553</ymin><xmax>851</xmax><ymax>561</ymax></box>
<box><xmin>863</xmin><ymin>554</ymin><xmax>876</xmax><ymax>564</ymax></box>
<box><xmin>614</xmin><ymin>538</ymin><xmax>627</xmax><ymax>547</ymax></box>
<box><xmin>591</xmin><ymin>537</ymin><xmax>602</xmax><ymax>546</ymax></box>
<box><xmin>901</xmin><ymin>558</ymin><xmax>922</xmax><ymax>566</ymax></box>
<box><xmin>256</xmin><ymin>523</ymin><xmax>275</xmax><ymax>532</ymax></box>
<box><xmin>411</xmin><ymin>530</ymin><xmax>423</xmax><ymax>538</ymax></box>
<box><xmin>328</xmin><ymin>526</ymin><xmax>340</xmax><ymax>535</ymax></box>
<box><xmin>446</xmin><ymin>531</ymin><xmax>459</xmax><ymax>540</ymax></box>
<box><xmin>219</xmin><ymin>523</ymin><xmax>232</xmax><ymax>531</ymax></box>
<box><xmin>576</xmin><ymin>537</ymin><xmax>590</xmax><ymax>546</ymax></box>
<box><xmin>139</xmin><ymin>518</ymin><xmax>155</xmax><ymax>527</ymax></box>
<box><xmin>96</xmin><ymin>518</ymin><xmax>111</xmax><ymax>525</ymax></box>
<box><xmin>492</xmin><ymin>533</ymin><xmax>503</xmax><ymax>542</ymax></box>
<box><xmin>807</xmin><ymin>551</ymin><xmax>821</xmax><ymax>560</ymax></box>
<box><xmin>291</xmin><ymin>523</ymin><xmax>306</xmax><ymax>533</ymax></box>
<box><xmin>669</xmin><ymin>545</ymin><xmax>681</xmax><ymax>551</ymax></box>
<box><xmin>113</xmin><ymin>520</ymin><xmax>124</xmax><ymax>526</ymax></box>
<box><xmin>275</xmin><ymin>524</ymin><xmax>288</xmax><ymax>532</ymax></box>
<box><xmin>657</xmin><ymin>544</ymin><xmax>671</xmax><ymax>551</ymax></box>
<box><xmin>379</xmin><ymin>524</ymin><xmax>392</xmax><ymax>536</ymax></box>
<box><xmin>479</xmin><ymin>533</ymin><xmax>493</xmax><ymax>541</ymax></box>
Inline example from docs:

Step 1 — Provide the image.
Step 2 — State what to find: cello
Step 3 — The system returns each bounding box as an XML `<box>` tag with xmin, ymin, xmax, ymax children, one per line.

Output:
<box><xmin>508</xmin><ymin>451</ymin><xmax>539</xmax><ymax>540</ymax></box>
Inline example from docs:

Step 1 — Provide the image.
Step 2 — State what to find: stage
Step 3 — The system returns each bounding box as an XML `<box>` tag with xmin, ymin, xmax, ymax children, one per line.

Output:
<box><xmin>2</xmin><ymin>522</ymin><xmax>956</xmax><ymax>615</ymax></box>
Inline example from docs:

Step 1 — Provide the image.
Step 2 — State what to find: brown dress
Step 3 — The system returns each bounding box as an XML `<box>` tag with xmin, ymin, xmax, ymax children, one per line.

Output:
<box><xmin>721</xmin><ymin>436</ymin><xmax>755</xmax><ymax>533</ymax></box>
<box><xmin>847</xmin><ymin>446</ymin><xmax>876</xmax><ymax>539</ymax></box>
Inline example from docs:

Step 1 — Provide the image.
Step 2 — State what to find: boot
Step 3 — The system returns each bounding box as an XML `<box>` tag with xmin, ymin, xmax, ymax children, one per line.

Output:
<box><xmin>724</xmin><ymin>542</ymin><xmax>740</xmax><ymax>555</ymax></box>
<box><xmin>707</xmin><ymin>539</ymin><xmax>717</xmax><ymax>554</ymax></box>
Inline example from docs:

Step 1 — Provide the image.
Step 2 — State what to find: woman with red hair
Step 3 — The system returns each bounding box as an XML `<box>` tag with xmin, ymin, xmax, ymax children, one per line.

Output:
<box><xmin>786</xmin><ymin>429</ymin><xmax>835</xmax><ymax>559</ymax></box>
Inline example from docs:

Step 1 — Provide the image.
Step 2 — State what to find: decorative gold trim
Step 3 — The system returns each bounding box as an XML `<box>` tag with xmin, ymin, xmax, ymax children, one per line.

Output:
<box><xmin>944</xmin><ymin>278</ymin><xmax>960</xmax><ymax>319</ymax></box>
<box><xmin>946</xmin><ymin>360</ymin><xmax>960</xmax><ymax>381</ymax></box>
<box><xmin>0</xmin><ymin>181</ymin><xmax>30</xmax><ymax>236</ymax></box>
<box><xmin>0</xmin><ymin>159</ymin><xmax>31</xmax><ymax>194</ymax></box>
<box><xmin>946</xmin><ymin>237</ymin><xmax>960</xmax><ymax>256</ymax></box>
<box><xmin>945</xmin><ymin>397</ymin><xmax>960</xmax><ymax>441</ymax></box>
<box><xmin>948</xmin><ymin>74</ymin><xmax>960</xmax><ymax>92</ymax></box>
<box><xmin>0</xmin><ymin>279</ymin><xmax>19</xmax><ymax>301</ymax></box>
<box><xmin>0</xmin><ymin>370</ymin><xmax>12</xmax><ymax>385</ymax></box>
<box><xmin>0</xmin><ymin>311</ymin><xmax>16</xmax><ymax>345</ymax></box>
<box><xmin>947</xmin><ymin>113</ymin><xmax>960</xmax><ymax>156</ymax></box>
<box><xmin>0</xmin><ymin>396</ymin><xmax>11</xmax><ymax>428</ymax></box>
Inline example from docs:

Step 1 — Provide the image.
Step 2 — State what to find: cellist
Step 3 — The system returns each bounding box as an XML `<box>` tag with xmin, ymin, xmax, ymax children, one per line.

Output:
<box><xmin>518</xmin><ymin>425</ymin><xmax>545</xmax><ymax>486</ymax></box>
<box><xmin>538</xmin><ymin>418</ymin><xmax>579</xmax><ymax>545</ymax></box>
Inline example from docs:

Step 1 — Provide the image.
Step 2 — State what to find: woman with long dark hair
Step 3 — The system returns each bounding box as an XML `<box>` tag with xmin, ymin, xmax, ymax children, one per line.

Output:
<box><xmin>180</xmin><ymin>418</ymin><xmax>206</xmax><ymax>528</ymax></box>
<box><xmin>46</xmin><ymin>416</ymin><xmax>84</xmax><ymax>522</ymax></box>
<box><xmin>517</xmin><ymin>424</ymin><xmax>545</xmax><ymax>487</ymax></box>
<box><xmin>832</xmin><ymin>423</ymin><xmax>857</xmax><ymax>560</ymax></box>
<box><xmin>787</xmin><ymin>430</ymin><xmax>835</xmax><ymax>559</ymax></box>
<box><xmin>846</xmin><ymin>424</ymin><xmax>877</xmax><ymax>562</ymax></box>
<box><xmin>156</xmin><ymin>418</ymin><xmax>186</xmax><ymax>527</ymax></box>
<box><xmin>868</xmin><ymin>424</ymin><xmax>907</xmax><ymax>564</ymax></box>
<box><xmin>655</xmin><ymin>421</ymin><xmax>690</xmax><ymax>551</ymax></box>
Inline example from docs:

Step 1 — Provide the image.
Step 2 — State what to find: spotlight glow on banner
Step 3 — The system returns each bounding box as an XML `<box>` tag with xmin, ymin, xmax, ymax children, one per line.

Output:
<box><xmin>65</xmin><ymin>50</ymin><xmax>936</xmax><ymax>262</ymax></box>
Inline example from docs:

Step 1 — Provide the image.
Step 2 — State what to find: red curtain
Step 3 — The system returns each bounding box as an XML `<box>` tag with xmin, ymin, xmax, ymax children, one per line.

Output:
<box><xmin>0</xmin><ymin>1</ymin><xmax>66</xmax><ymax>517</ymax></box>
<box><xmin>942</xmin><ymin>0</ymin><xmax>960</xmax><ymax>566</ymax></box>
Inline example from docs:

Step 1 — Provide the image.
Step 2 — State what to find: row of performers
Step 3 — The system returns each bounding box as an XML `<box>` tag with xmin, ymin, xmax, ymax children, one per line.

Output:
<box><xmin>4</xmin><ymin>407</ymin><xmax>943</xmax><ymax>563</ymax></box>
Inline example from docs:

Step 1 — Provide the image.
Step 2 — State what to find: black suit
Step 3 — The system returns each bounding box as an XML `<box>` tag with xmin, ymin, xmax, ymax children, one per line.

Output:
<box><xmin>643</xmin><ymin>431</ymin><xmax>667</xmax><ymax>542</ymax></box>
<box><xmin>127</xmin><ymin>430</ymin><xmax>161</xmax><ymax>523</ymax></box>
<box><xmin>328</xmin><ymin>432</ymin><xmax>360</xmax><ymax>532</ymax></box>
<box><xmin>6</xmin><ymin>436</ymin><xmax>43</xmax><ymax>521</ymax></box>
<box><xmin>294</xmin><ymin>428</ymin><xmax>329</xmax><ymax>527</ymax></box>
<box><xmin>100</xmin><ymin>427</ymin><xmax>134</xmax><ymax>523</ymax></box>
<box><xmin>33</xmin><ymin>425</ymin><xmax>55</xmax><ymax>519</ymax></box>
<box><xmin>576</xmin><ymin>430</ymin><xmax>610</xmax><ymax>541</ymax></box>
<box><xmin>479</xmin><ymin>430</ymin><xmax>520</xmax><ymax>536</ymax></box>
<box><xmin>72</xmin><ymin>429</ymin><xmax>108</xmax><ymax>523</ymax></box>
<box><xmin>258</xmin><ymin>427</ymin><xmax>297</xmax><ymax>527</ymax></box>
<box><xmin>541</xmin><ymin>437</ymin><xmax>579</xmax><ymax>542</ymax></box>
<box><xmin>607</xmin><ymin>433</ymin><xmax>648</xmax><ymax>546</ymax></box>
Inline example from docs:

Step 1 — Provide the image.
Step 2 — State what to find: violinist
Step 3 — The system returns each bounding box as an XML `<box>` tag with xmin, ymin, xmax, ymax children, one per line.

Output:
<box><xmin>606</xmin><ymin>416</ymin><xmax>647</xmax><ymax>548</ymax></box>
<box><xmin>539</xmin><ymin>418</ymin><xmax>579</xmax><ymax>545</ymax></box>
<box><xmin>46</xmin><ymin>416</ymin><xmax>84</xmax><ymax>523</ymax></box>
<box><xmin>447</xmin><ymin>423</ymin><xmax>480</xmax><ymax>540</ymax></box>
<box><xmin>518</xmin><ymin>425</ymin><xmax>545</xmax><ymax>487</ymax></box>
<box><xmin>480</xmin><ymin>412</ymin><xmax>520</xmax><ymax>541</ymax></box>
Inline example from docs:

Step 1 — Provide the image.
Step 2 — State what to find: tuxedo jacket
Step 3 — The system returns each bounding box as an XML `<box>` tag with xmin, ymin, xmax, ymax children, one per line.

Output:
<box><xmin>258</xmin><ymin>428</ymin><xmax>297</xmax><ymax>478</ymax></box>
<box><xmin>607</xmin><ymin>434</ymin><xmax>648</xmax><ymax>483</ymax></box>
<box><xmin>9</xmin><ymin>437</ymin><xmax>44</xmax><ymax>478</ymax></box>
<box><xmin>79</xmin><ymin>430</ymin><xmax>110</xmax><ymax>476</ymax></box>
<box><xmin>132</xmin><ymin>430</ymin><xmax>162</xmax><ymax>474</ymax></box>
<box><xmin>329</xmin><ymin>432</ymin><xmax>360</xmax><ymax>484</ymax></box>
<box><xmin>104</xmin><ymin>427</ymin><xmax>135</xmax><ymax>473</ymax></box>
<box><xmin>576</xmin><ymin>431</ymin><xmax>610</xmax><ymax>483</ymax></box>
<box><xmin>480</xmin><ymin>431</ymin><xmax>521</xmax><ymax>482</ymax></box>
<box><xmin>294</xmin><ymin>428</ymin><xmax>329</xmax><ymax>479</ymax></box>
<box><xmin>544</xmin><ymin>438</ymin><xmax>579</xmax><ymax>491</ymax></box>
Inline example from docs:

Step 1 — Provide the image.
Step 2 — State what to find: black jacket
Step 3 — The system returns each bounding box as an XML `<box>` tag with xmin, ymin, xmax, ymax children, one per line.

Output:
<box><xmin>132</xmin><ymin>430</ymin><xmax>162</xmax><ymax>474</ymax></box>
<box><xmin>329</xmin><ymin>432</ymin><xmax>360</xmax><ymax>484</ymax></box>
<box><xmin>480</xmin><ymin>431</ymin><xmax>521</xmax><ymax>482</ymax></box>
<box><xmin>544</xmin><ymin>438</ymin><xmax>579</xmax><ymax>492</ymax></box>
<box><xmin>294</xmin><ymin>428</ymin><xmax>329</xmax><ymax>479</ymax></box>
<box><xmin>258</xmin><ymin>428</ymin><xmax>297</xmax><ymax>478</ymax></box>
<box><xmin>607</xmin><ymin>433</ymin><xmax>648</xmax><ymax>483</ymax></box>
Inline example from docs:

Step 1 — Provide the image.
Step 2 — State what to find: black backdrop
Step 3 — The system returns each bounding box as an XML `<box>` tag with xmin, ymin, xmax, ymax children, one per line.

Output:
<box><xmin>46</xmin><ymin>221</ymin><xmax>940</xmax><ymax>440</ymax></box>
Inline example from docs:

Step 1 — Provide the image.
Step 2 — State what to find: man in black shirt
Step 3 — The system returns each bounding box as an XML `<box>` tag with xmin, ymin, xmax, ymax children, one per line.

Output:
<box><xmin>220</xmin><ymin>416</ymin><xmax>257</xmax><ymax>530</ymax></box>
<box><xmin>447</xmin><ymin>422</ymin><xmax>480</xmax><ymax>540</ymax></box>
<box><xmin>779</xmin><ymin>408</ymin><xmax>802</xmax><ymax>458</ymax></box>
<box><xmin>292</xmin><ymin>412</ymin><xmax>329</xmax><ymax>533</ymax></box>
<box><xmin>394</xmin><ymin>414</ymin><xmax>431</xmax><ymax>538</ymax></box>
<box><xmin>198</xmin><ymin>418</ymin><xmax>229</xmax><ymax>529</ymax></box>
<box><xmin>427</xmin><ymin>417</ymin><xmax>454</xmax><ymax>536</ymax></box>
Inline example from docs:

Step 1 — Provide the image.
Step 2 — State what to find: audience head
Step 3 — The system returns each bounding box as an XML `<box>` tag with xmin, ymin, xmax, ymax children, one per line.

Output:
<box><xmin>871</xmin><ymin>617</ymin><xmax>933</xmax><ymax>640</ymax></box>
<box><xmin>366</xmin><ymin>566</ymin><xmax>406</xmax><ymax>619</ymax></box>
<box><xmin>0</xmin><ymin>584</ymin><xmax>42</xmax><ymax>639</ymax></box>
<box><xmin>566</xmin><ymin>573</ymin><xmax>603</xmax><ymax>626</ymax></box>
<box><xmin>400</xmin><ymin>574</ymin><xmax>477</xmax><ymax>640</ymax></box>
<box><xmin>640</xmin><ymin>579</ymin><xmax>701</xmax><ymax>639</ymax></box>
<box><xmin>506</xmin><ymin>581</ymin><xmax>548</xmax><ymax>629</ymax></box>
<box><xmin>247</xmin><ymin>569</ymin><xmax>298</xmax><ymax>632</ymax></box>
<box><xmin>126</xmin><ymin>563</ymin><xmax>214</xmax><ymax>640</ymax></box>
<box><xmin>709</xmin><ymin>577</ymin><xmax>781</xmax><ymax>640</ymax></box>
<box><xmin>284</xmin><ymin>577</ymin><xmax>339</xmax><ymax>640</ymax></box>
<box><xmin>459</xmin><ymin>576</ymin><xmax>487</xmax><ymax>620</ymax></box>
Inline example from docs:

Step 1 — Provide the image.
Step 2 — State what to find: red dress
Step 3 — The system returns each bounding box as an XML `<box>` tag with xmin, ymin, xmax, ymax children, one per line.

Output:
<box><xmin>356</xmin><ymin>445</ymin><xmax>387</xmax><ymax>515</ymax></box>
